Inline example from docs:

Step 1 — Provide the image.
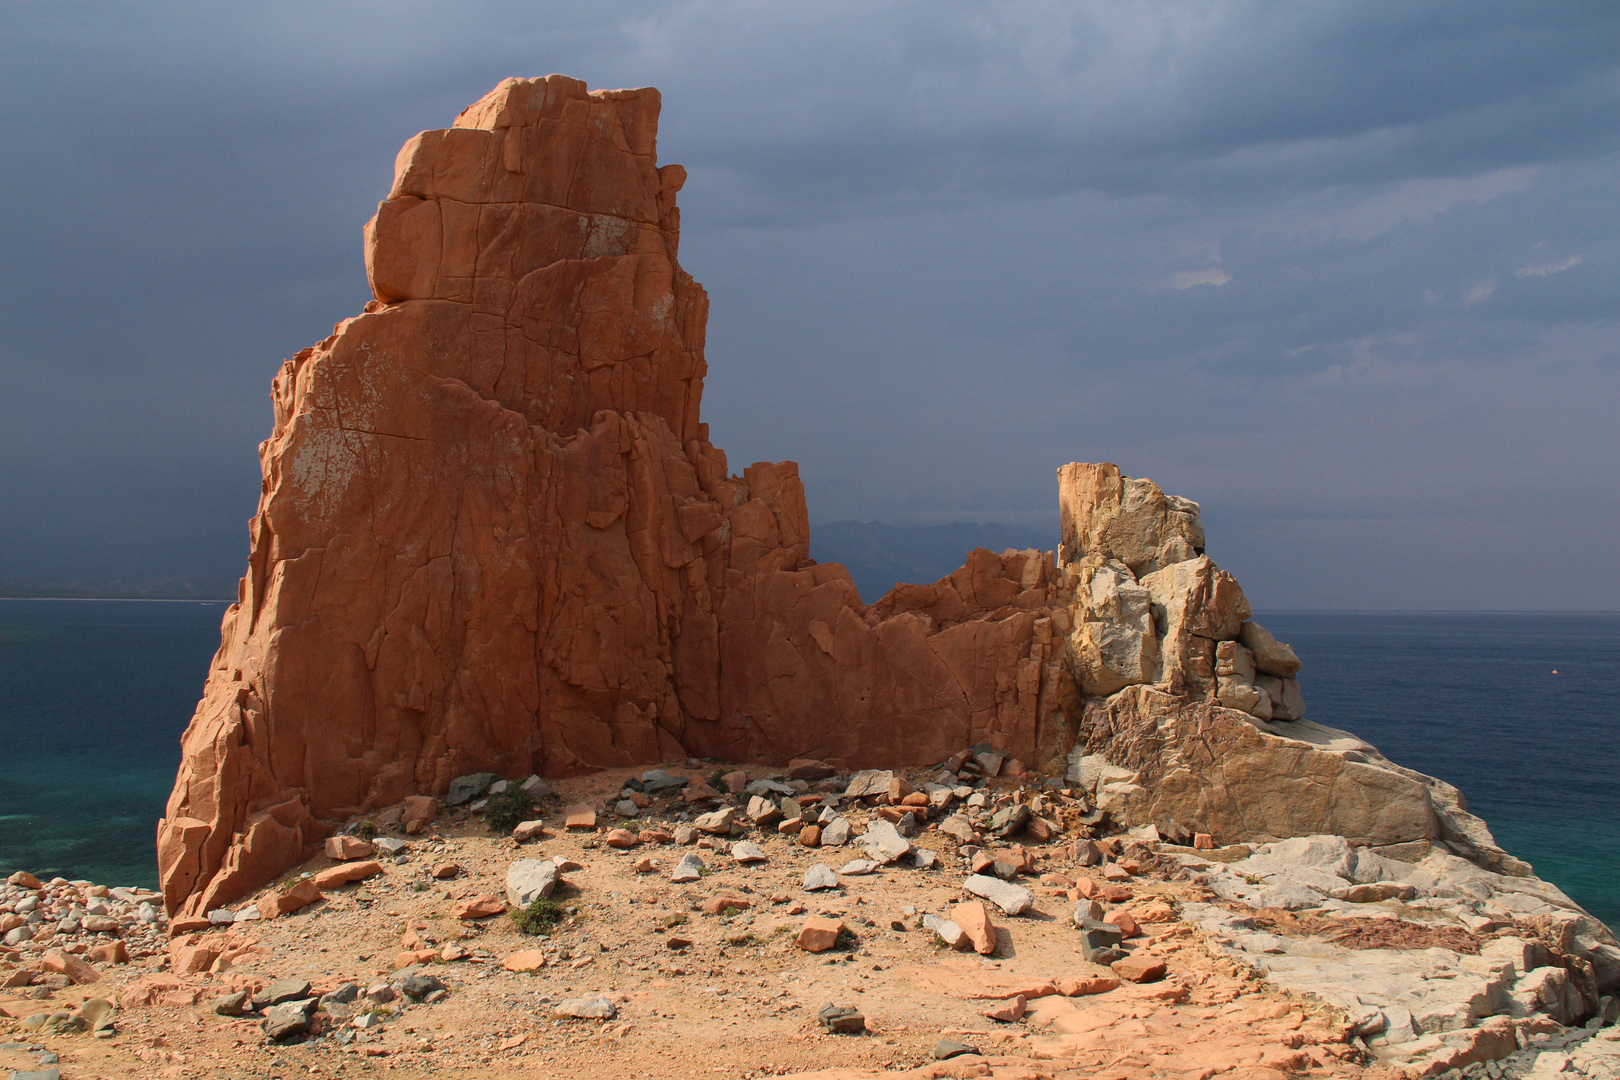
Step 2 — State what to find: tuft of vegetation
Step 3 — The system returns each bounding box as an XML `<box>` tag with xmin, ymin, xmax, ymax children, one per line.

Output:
<box><xmin>484</xmin><ymin>786</ymin><xmax>537</xmax><ymax>835</ymax></box>
<box><xmin>511</xmin><ymin>897</ymin><xmax>565</xmax><ymax>935</ymax></box>
<box><xmin>353</xmin><ymin>820</ymin><xmax>377</xmax><ymax>842</ymax></box>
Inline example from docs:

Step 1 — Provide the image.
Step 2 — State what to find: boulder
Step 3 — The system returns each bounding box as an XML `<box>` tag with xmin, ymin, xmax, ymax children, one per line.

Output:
<box><xmin>820</xmin><ymin>817</ymin><xmax>852</xmax><ymax>847</ymax></box>
<box><xmin>1057</xmin><ymin>462</ymin><xmax>1204</xmax><ymax>576</ymax></box>
<box><xmin>923</xmin><ymin>914</ymin><xmax>968</xmax><ymax>950</ymax></box>
<box><xmin>803</xmin><ymin>865</ymin><xmax>840</xmax><ymax>891</ymax></box>
<box><xmin>262</xmin><ymin>998</ymin><xmax>315</xmax><ymax>1041</ymax></box>
<box><xmin>1066</xmin><ymin>560</ymin><xmax>1159</xmax><ymax>696</ymax></box>
<box><xmin>555</xmin><ymin>995</ymin><xmax>616</xmax><ymax>1020</ymax></box>
<box><xmin>693</xmin><ymin>808</ymin><xmax>737</xmax><ymax>834</ymax></box>
<box><xmin>843</xmin><ymin>770</ymin><xmax>895</xmax><ymax>799</ymax></box>
<box><xmin>817</xmin><ymin>1004</ymin><xmax>865</xmax><ymax>1034</ymax></box>
<box><xmin>563</xmin><ymin>805</ymin><xmax>596</xmax><ymax>830</ymax></box>
<box><xmin>1111</xmin><ymin>955</ymin><xmax>1167</xmax><ymax>983</ymax></box>
<box><xmin>313</xmin><ymin>861</ymin><xmax>381</xmax><ymax>888</ymax></box>
<box><xmin>502</xmin><ymin>949</ymin><xmax>547</xmax><ymax>972</ymax></box>
<box><xmin>1239</xmin><ymin>621</ymin><xmax>1302</xmax><ymax>677</ymax></box>
<box><xmin>505</xmin><ymin>859</ymin><xmax>558</xmax><ymax>908</ymax></box>
<box><xmin>745</xmin><ymin>795</ymin><xmax>781</xmax><ymax>825</ymax></box>
<box><xmin>861</xmin><ymin>819</ymin><xmax>912</xmax><ymax>864</ymax></box>
<box><xmin>730</xmin><ymin>841</ymin><xmax>767</xmax><ymax>864</ymax></box>
<box><xmin>951</xmin><ymin>901</ymin><xmax>997</xmax><ymax>955</ymax></box>
<box><xmin>797</xmin><ymin>917</ymin><xmax>846</xmax><ymax>953</ymax></box>
<box><xmin>963</xmin><ymin>874</ymin><xmax>1034</xmax><ymax>915</ymax></box>
<box><xmin>446</xmin><ymin>773</ymin><xmax>501</xmax><ymax>806</ymax></box>
<box><xmin>324</xmin><ymin>836</ymin><xmax>374</xmax><ymax>860</ymax></box>
<box><xmin>1072</xmin><ymin>685</ymin><xmax>1527</xmax><ymax>872</ymax></box>
<box><xmin>40</xmin><ymin>950</ymin><xmax>99</xmax><ymax>985</ymax></box>
<box><xmin>1077</xmin><ymin>918</ymin><xmax>1125</xmax><ymax>965</ymax></box>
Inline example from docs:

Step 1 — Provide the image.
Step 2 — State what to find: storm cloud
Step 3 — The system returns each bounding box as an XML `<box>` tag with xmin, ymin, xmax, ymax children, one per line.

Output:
<box><xmin>2</xmin><ymin>2</ymin><xmax>1616</xmax><ymax>607</ymax></box>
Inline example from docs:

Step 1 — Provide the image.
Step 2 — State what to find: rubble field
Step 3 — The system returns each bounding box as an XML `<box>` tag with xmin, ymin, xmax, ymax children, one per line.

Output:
<box><xmin>3</xmin><ymin>755</ymin><xmax>1616</xmax><ymax>1080</ymax></box>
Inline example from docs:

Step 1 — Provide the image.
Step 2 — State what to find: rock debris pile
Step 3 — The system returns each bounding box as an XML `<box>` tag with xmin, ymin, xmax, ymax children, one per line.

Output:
<box><xmin>12</xmin><ymin>757</ymin><xmax>1618</xmax><ymax>1078</ymax></box>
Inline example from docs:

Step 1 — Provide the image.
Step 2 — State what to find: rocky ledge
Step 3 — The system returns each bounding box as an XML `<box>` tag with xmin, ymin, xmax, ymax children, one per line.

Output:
<box><xmin>7</xmin><ymin>760</ymin><xmax>1617</xmax><ymax>1080</ymax></box>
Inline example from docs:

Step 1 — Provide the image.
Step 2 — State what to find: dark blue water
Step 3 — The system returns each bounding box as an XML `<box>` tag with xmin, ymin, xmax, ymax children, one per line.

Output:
<box><xmin>0</xmin><ymin>598</ymin><xmax>226</xmax><ymax>888</ymax></box>
<box><xmin>1262</xmin><ymin>612</ymin><xmax>1619</xmax><ymax>929</ymax></box>
<box><xmin>0</xmin><ymin>601</ymin><xmax>1614</xmax><ymax>927</ymax></box>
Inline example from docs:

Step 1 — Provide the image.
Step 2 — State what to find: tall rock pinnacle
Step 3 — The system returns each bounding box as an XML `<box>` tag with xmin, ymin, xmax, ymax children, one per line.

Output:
<box><xmin>157</xmin><ymin>77</ymin><xmax>1067</xmax><ymax>919</ymax></box>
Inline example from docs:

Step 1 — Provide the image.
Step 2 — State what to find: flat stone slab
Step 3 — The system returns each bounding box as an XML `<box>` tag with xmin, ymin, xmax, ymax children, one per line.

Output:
<box><xmin>963</xmin><ymin>873</ymin><xmax>1034</xmax><ymax>915</ymax></box>
<box><xmin>731</xmin><ymin>841</ymin><xmax>767</xmax><ymax>864</ymax></box>
<box><xmin>803</xmin><ymin>865</ymin><xmax>840</xmax><ymax>891</ymax></box>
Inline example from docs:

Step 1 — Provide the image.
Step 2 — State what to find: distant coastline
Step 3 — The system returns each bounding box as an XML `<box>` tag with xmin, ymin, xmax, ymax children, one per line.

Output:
<box><xmin>0</xmin><ymin>577</ymin><xmax>237</xmax><ymax>601</ymax></box>
<box><xmin>0</xmin><ymin>595</ymin><xmax>233</xmax><ymax>602</ymax></box>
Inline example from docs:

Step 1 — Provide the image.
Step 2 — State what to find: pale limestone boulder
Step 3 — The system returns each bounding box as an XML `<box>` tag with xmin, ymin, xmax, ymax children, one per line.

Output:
<box><xmin>1076</xmin><ymin>686</ymin><xmax>1438</xmax><ymax>847</ymax></box>
<box><xmin>1216</xmin><ymin>676</ymin><xmax>1269</xmax><ymax>717</ymax></box>
<box><xmin>1056</xmin><ymin>463</ymin><xmax>1204</xmax><ymax>576</ymax></box>
<box><xmin>1079</xmin><ymin>685</ymin><xmax>1542</xmax><ymax>881</ymax></box>
<box><xmin>1065</xmin><ymin>559</ymin><xmax>1159</xmax><ymax>695</ymax></box>
<box><xmin>1239</xmin><ymin>621</ymin><xmax>1302</xmax><ymax>677</ymax></box>
<box><xmin>1139</xmin><ymin>556</ymin><xmax>1250</xmax><ymax>696</ymax></box>
<box><xmin>1256</xmin><ymin>675</ymin><xmax>1307</xmax><ymax>721</ymax></box>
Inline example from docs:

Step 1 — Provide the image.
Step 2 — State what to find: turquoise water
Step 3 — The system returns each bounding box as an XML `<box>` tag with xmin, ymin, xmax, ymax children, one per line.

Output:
<box><xmin>0</xmin><ymin>600</ymin><xmax>1614</xmax><ymax>926</ymax></box>
<box><xmin>0</xmin><ymin>598</ymin><xmax>226</xmax><ymax>888</ymax></box>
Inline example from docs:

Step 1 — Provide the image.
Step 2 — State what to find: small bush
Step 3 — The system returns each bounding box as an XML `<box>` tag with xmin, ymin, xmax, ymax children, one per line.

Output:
<box><xmin>511</xmin><ymin>897</ymin><xmax>565</xmax><ymax>935</ymax></box>
<box><xmin>485</xmin><ymin>786</ymin><xmax>537</xmax><ymax>835</ymax></box>
<box><xmin>353</xmin><ymin>820</ymin><xmax>378</xmax><ymax>842</ymax></box>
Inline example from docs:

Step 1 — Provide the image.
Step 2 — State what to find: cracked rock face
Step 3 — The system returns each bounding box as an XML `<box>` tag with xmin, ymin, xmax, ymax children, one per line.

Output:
<box><xmin>157</xmin><ymin>75</ymin><xmax>1070</xmax><ymax>921</ymax></box>
<box><xmin>156</xmin><ymin>74</ymin><xmax>1555</xmax><ymax>925</ymax></box>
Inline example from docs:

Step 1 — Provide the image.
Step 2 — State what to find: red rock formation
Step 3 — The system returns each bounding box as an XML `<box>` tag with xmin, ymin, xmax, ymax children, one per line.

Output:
<box><xmin>158</xmin><ymin>76</ymin><xmax>1069</xmax><ymax>919</ymax></box>
<box><xmin>160</xmin><ymin>76</ymin><xmax>1524</xmax><ymax>921</ymax></box>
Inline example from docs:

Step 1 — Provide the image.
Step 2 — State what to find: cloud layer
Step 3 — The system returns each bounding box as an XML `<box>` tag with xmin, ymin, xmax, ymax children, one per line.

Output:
<box><xmin>2</xmin><ymin>2</ymin><xmax>1616</xmax><ymax>607</ymax></box>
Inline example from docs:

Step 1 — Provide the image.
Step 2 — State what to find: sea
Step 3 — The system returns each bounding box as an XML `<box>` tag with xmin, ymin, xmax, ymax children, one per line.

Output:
<box><xmin>0</xmin><ymin>600</ymin><xmax>1615</xmax><ymax>927</ymax></box>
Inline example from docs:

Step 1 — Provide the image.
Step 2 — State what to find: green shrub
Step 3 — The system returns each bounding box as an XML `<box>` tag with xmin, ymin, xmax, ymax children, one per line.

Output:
<box><xmin>511</xmin><ymin>897</ymin><xmax>565</xmax><ymax>935</ymax></box>
<box><xmin>353</xmin><ymin>820</ymin><xmax>378</xmax><ymax>842</ymax></box>
<box><xmin>485</xmin><ymin>786</ymin><xmax>537</xmax><ymax>835</ymax></box>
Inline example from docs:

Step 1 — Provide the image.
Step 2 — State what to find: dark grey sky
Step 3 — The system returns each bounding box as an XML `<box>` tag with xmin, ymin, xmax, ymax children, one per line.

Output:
<box><xmin>2</xmin><ymin>2</ymin><xmax>1617</xmax><ymax>609</ymax></box>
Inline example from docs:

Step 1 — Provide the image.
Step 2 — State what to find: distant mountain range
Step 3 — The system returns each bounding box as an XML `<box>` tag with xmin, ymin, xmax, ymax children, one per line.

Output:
<box><xmin>0</xmin><ymin>520</ymin><xmax>1051</xmax><ymax>604</ymax></box>
<box><xmin>0</xmin><ymin>575</ymin><xmax>238</xmax><ymax>601</ymax></box>
<box><xmin>809</xmin><ymin>520</ymin><xmax>1052</xmax><ymax>603</ymax></box>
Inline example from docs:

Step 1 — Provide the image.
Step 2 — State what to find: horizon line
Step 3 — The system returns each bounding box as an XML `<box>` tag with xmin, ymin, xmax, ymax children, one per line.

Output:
<box><xmin>3</xmin><ymin>596</ymin><xmax>1618</xmax><ymax>616</ymax></box>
